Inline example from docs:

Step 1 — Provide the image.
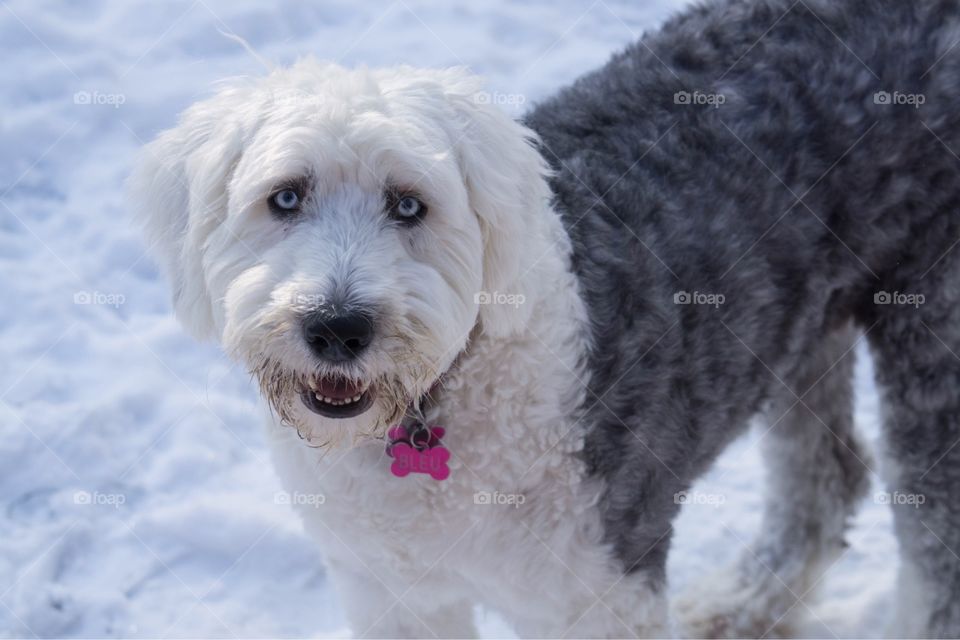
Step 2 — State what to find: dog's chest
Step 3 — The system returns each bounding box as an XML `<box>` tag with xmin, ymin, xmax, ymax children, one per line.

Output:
<box><xmin>309</xmin><ymin>395</ymin><xmax>585</xmax><ymax>523</ymax></box>
<box><xmin>269</xmin><ymin>354</ymin><xmax>604</xmax><ymax>584</ymax></box>
<box><xmin>269</xmin><ymin>279</ymin><xmax>605</xmax><ymax>598</ymax></box>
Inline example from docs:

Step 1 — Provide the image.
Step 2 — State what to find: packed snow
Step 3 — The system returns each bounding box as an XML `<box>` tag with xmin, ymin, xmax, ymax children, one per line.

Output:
<box><xmin>0</xmin><ymin>0</ymin><xmax>898</xmax><ymax>636</ymax></box>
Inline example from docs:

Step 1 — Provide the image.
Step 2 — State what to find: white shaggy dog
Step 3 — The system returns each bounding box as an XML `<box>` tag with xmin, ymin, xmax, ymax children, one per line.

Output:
<box><xmin>132</xmin><ymin>62</ymin><xmax>659</xmax><ymax>637</ymax></box>
<box><xmin>133</xmin><ymin>1</ymin><xmax>960</xmax><ymax>634</ymax></box>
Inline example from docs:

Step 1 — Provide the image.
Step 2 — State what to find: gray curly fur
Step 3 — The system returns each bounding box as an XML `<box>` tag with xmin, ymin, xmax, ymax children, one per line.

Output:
<box><xmin>525</xmin><ymin>0</ymin><xmax>960</xmax><ymax>634</ymax></box>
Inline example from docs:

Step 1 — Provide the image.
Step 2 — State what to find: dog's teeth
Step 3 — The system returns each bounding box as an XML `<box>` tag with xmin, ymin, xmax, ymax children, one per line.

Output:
<box><xmin>310</xmin><ymin>388</ymin><xmax>366</xmax><ymax>407</ymax></box>
<box><xmin>307</xmin><ymin>379</ymin><xmax>318</xmax><ymax>391</ymax></box>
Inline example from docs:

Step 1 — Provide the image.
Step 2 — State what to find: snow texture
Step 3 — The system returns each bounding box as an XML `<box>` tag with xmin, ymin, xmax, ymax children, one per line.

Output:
<box><xmin>0</xmin><ymin>0</ymin><xmax>896</xmax><ymax>636</ymax></box>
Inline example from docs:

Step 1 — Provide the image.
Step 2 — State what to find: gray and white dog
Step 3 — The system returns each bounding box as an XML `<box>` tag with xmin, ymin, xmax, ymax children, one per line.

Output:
<box><xmin>133</xmin><ymin>0</ymin><xmax>960</xmax><ymax>636</ymax></box>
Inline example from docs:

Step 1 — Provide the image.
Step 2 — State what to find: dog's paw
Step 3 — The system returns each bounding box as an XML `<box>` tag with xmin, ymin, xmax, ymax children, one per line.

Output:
<box><xmin>672</xmin><ymin>568</ymin><xmax>797</xmax><ymax>639</ymax></box>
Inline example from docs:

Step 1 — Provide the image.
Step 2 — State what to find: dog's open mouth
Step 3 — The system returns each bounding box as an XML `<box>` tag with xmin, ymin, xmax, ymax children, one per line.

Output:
<box><xmin>300</xmin><ymin>376</ymin><xmax>375</xmax><ymax>419</ymax></box>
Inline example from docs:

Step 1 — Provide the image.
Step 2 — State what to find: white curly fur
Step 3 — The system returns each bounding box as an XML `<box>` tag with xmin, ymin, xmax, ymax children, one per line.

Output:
<box><xmin>130</xmin><ymin>60</ymin><xmax>667</xmax><ymax>637</ymax></box>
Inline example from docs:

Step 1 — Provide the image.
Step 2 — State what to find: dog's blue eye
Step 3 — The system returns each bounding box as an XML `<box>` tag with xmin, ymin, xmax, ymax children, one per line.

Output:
<box><xmin>394</xmin><ymin>195</ymin><xmax>424</xmax><ymax>220</ymax></box>
<box><xmin>272</xmin><ymin>189</ymin><xmax>300</xmax><ymax>211</ymax></box>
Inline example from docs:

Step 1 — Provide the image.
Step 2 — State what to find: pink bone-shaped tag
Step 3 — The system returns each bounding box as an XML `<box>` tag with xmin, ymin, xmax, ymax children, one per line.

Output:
<box><xmin>389</xmin><ymin>442</ymin><xmax>450</xmax><ymax>480</ymax></box>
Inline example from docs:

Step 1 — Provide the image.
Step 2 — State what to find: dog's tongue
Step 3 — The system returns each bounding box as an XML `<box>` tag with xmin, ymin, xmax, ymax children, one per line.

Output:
<box><xmin>316</xmin><ymin>377</ymin><xmax>364</xmax><ymax>400</ymax></box>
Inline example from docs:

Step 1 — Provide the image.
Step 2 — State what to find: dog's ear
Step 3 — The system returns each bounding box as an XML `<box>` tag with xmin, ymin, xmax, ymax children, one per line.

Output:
<box><xmin>445</xmin><ymin>79</ymin><xmax>552</xmax><ymax>338</ymax></box>
<box><xmin>128</xmin><ymin>93</ymin><xmax>246</xmax><ymax>340</ymax></box>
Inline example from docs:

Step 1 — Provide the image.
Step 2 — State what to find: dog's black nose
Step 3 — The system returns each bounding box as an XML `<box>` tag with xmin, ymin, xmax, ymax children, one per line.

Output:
<box><xmin>303</xmin><ymin>312</ymin><xmax>374</xmax><ymax>362</ymax></box>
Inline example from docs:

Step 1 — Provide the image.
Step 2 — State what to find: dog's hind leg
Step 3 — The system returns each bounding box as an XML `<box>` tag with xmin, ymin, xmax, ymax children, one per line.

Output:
<box><xmin>675</xmin><ymin>321</ymin><xmax>872</xmax><ymax>638</ymax></box>
<box><xmin>865</xmin><ymin>267</ymin><xmax>960</xmax><ymax>638</ymax></box>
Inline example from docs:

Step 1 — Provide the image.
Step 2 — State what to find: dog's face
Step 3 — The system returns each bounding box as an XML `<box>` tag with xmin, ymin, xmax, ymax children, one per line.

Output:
<box><xmin>131</xmin><ymin>62</ymin><xmax>546</xmax><ymax>445</ymax></box>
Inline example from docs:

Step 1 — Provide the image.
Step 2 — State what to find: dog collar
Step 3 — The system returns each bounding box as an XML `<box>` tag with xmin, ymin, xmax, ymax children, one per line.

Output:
<box><xmin>385</xmin><ymin>379</ymin><xmax>451</xmax><ymax>481</ymax></box>
<box><xmin>383</xmin><ymin>357</ymin><xmax>460</xmax><ymax>481</ymax></box>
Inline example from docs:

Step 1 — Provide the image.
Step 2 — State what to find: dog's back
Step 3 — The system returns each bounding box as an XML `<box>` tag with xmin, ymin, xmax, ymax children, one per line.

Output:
<box><xmin>525</xmin><ymin>0</ymin><xmax>960</xmax><ymax>479</ymax></box>
<box><xmin>526</xmin><ymin>0</ymin><xmax>960</xmax><ymax>634</ymax></box>
<box><xmin>529</xmin><ymin>0</ymin><xmax>960</xmax><ymax>305</ymax></box>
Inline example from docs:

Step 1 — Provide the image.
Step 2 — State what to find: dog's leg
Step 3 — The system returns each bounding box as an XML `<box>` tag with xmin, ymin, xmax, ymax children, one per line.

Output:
<box><xmin>328</xmin><ymin>562</ymin><xmax>478</xmax><ymax>639</ymax></box>
<box><xmin>675</xmin><ymin>322</ymin><xmax>870</xmax><ymax>638</ymax></box>
<box><xmin>867</xmin><ymin>277</ymin><xmax>960</xmax><ymax>638</ymax></box>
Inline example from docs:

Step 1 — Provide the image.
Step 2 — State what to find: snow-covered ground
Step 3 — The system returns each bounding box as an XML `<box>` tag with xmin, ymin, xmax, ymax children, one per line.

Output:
<box><xmin>0</xmin><ymin>0</ymin><xmax>898</xmax><ymax>637</ymax></box>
